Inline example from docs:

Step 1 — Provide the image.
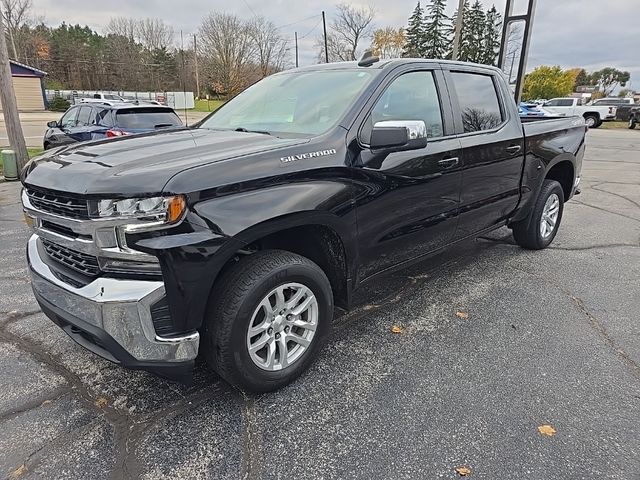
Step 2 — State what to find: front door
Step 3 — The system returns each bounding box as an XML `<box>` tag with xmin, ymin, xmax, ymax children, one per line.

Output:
<box><xmin>351</xmin><ymin>69</ymin><xmax>463</xmax><ymax>280</ymax></box>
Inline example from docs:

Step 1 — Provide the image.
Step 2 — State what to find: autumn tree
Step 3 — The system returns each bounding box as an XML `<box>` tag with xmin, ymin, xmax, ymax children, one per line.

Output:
<box><xmin>422</xmin><ymin>0</ymin><xmax>448</xmax><ymax>59</ymax></box>
<box><xmin>522</xmin><ymin>66</ymin><xmax>575</xmax><ymax>100</ymax></box>
<box><xmin>371</xmin><ymin>27</ymin><xmax>404</xmax><ymax>59</ymax></box>
<box><xmin>403</xmin><ymin>2</ymin><xmax>425</xmax><ymax>57</ymax></box>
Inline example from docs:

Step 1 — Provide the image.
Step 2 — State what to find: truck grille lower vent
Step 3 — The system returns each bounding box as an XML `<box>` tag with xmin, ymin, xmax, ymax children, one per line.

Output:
<box><xmin>26</xmin><ymin>187</ymin><xmax>89</xmax><ymax>219</ymax></box>
<box><xmin>41</xmin><ymin>239</ymin><xmax>100</xmax><ymax>277</ymax></box>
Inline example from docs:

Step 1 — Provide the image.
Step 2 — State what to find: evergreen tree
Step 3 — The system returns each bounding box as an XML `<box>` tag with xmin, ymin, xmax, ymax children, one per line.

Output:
<box><xmin>403</xmin><ymin>2</ymin><xmax>426</xmax><ymax>57</ymax></box>
<box><xmin>481</xmin><ymin>5</ymin><xmax>502</xmax><ymax>65</ymax></box>
<box><xmin>465</xmin><ymin>0</ymin><xmax>486</xmax><ymax>63</ymax></box>
<box><xmin>422</xmin><ymin>0</ymin><xmax>449</xmax><ymax>59</ymax></box>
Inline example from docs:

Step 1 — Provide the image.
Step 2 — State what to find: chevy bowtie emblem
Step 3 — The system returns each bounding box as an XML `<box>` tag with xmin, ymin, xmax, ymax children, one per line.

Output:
<box><xmin>280</xmin><ymin>149</ymin><xmax>337</xmax><ymax>163</ymax></box>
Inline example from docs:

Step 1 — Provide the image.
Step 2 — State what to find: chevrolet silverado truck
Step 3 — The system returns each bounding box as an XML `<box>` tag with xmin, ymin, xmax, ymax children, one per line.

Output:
<box><xmin>21</xmin><ymin>58</ymin><xmax>585</xmax><ymax>393</ymax></box>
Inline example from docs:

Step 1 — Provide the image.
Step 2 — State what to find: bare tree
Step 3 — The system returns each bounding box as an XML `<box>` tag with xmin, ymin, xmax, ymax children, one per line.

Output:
<box><xmin>249</xmin><ymin>16</ymin><xmax>288</xmax><ymax>77</ymax></box>
<box><xmin>1</xmin><ymin>0</ymin><xmax>32</xmax><ymax>59</ymax></box>
<box><xmin>106</xmin><ymin>16</ymin><xmax>137</xmax><ymax>41</ymax></box>
<box><xmin>315</xmin><ymin>31</ymin><xmax>351</xmax><ymax>62</ymax></box>
<box><xmin>137</xmin><ymin>18</ymin><xmax>174</xmax><ymax>51</ymax></box>
<box><xmin>198</xmin><ymin>13</ymin><xmax>256</xmax><ymax>95</ymax></box>
<box><xmin>324</xmin><ymin>3</ymin><xmax>375</xmax><ymax>61</ymax></box>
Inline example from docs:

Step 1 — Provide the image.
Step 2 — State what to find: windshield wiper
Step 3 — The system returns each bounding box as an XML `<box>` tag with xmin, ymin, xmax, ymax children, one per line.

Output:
<box><xmin>234</xmin><ymin>127</ymin><xmax>273</xmax><ymax>136</ymax></box>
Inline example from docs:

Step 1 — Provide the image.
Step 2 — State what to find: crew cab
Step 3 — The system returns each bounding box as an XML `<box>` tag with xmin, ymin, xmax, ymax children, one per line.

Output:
<box><xmin>21</xmin><ymin>59</ymin><xmax>585</xmax><ymax>392</ymax></box>
<box><xmin>543</xmin><ymin>97</ymin><xmax>616</xmax><ymax>128</ymax></box>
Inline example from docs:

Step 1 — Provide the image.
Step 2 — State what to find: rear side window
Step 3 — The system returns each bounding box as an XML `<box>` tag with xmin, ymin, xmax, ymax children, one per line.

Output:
<box><xmin>93</xmin><ymin>108</ymin><xmax>112</xmax><ymax>127</ymax></box>
<box><xmin>115</xmin><ymin>109</ymin><xmax>182</xmax><ymax>130</ymax></box>
<box><xmin>451</xmin><ymin>72</ymin><xmax>503</xmax><ymax>133</ymax></box>
<box><xmin>547</xmin><ymin>99</ymin><xmax>574</xmax><ymax>107</ymax></box>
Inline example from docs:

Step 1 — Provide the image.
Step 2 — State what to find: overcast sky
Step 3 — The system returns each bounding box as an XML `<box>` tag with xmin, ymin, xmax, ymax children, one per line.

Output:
<box><xmin>32</xmin><ymin>0</ymin><xmax>639</xmax><ymax>91</ymax></box>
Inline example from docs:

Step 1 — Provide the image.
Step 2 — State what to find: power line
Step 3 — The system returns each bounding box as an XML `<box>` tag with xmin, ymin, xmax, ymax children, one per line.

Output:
<box><xmin>276</xmin><ymin>14</ymin><xmax>318</xmax><ymax>30</ymax></box>
<box><xmin>241</xmin><ymin>0</ymin><xmax>258</xmax><ymax>18</ymax></box>
<box><xmin>298</xmin><ymin>17</ymin><xmax>322</xmax><ymax>39</ymax></box>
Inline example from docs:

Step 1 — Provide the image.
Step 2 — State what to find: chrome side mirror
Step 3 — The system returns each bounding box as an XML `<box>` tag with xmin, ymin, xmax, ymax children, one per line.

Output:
<box><xmin>370</xmin><ymin>120</ymin><xmax>428</xmax><ymax>151</ymax></box>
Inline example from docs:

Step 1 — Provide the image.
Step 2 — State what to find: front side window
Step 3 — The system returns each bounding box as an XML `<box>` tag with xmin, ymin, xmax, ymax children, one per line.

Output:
<box><xmin>451</xmin><ymin>72</ymin><xmax>503</xmax><ymax>133</ymax></box>
<box><xmin>199</xmin><ymin>70</ymin><xmax>374</xmax><ymax>137</ymax></box>
<box><xmin>59</xmin><ymin>107</ymin><xmax>79</xmax><ymax>128</ymax></box>
<box><xmin>361</xmin><ymin>71</ymin><xmax>444</xmax><ymax>142</ymax></box>
<box><xmin>76</xmin><ymin>106</ymin><xmax>92</xmax><ymax>126</ymax></box>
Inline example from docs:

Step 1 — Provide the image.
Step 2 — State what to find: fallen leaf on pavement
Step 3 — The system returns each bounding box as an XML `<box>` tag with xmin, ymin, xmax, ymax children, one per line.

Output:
<box><xmin>455</xmin><ymin>466</ymin><xmax>472</xmax><ymax>476</ymax></box>
<box><xmin>538</xmin><ymin>424</ymin><xmax>556</xmax><ymax>436</ymax></box>
<box><xmin>390</xmin><ymin>325</ymin><xmax>404</xmax><ymax>334</ymax></box>
<box><xmin>456</xmin><ymin>311</ymin><xmax>469</xmax><ymax>319</ymax></box>
<box><xmin>40</xmin><ymin>399</ymin><xmax>52</xmax><ymax>407</ymax></box>
<box><xmin>95</xmin><ymin>397</ymin><xmax>108</xmax><ymax>408</ymax></box>
<box><xmin>9</xmin><ymin>464</ymin><xmax>27</xmax><ymax>478</ymax></box>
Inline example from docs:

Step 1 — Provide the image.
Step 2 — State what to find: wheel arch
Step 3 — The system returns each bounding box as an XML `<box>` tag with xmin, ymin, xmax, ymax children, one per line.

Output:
<box><xmin>545</xmin><ymin>158</ymin><xmax>575</xmax><ymax>201</ymax></box>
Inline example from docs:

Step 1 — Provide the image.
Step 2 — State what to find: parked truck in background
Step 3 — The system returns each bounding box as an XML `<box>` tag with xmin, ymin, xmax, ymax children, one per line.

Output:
<box><xmin>543</xmin><ymin>97</ymin><xmax>616</xmax><ymax>128</ymax></box>
<box><xmin>21</xmin><ymin>58</ymin><xmax>586</xmax><ymax>393</ymax></box>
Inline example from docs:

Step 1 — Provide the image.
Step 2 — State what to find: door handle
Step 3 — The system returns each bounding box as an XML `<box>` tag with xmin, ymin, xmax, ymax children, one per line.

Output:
<box><xmin>438</xmin><ymin>157</ymin><xmax>459</xmax><ymax>168</ymax></box>
<box><xmin>506</xmin><ymin>145</ymin><xmax>522</xmax><ymax>155</ymax></box>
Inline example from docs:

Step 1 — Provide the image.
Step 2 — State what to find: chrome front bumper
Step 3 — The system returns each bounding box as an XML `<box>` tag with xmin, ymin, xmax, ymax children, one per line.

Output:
<box><xmin>27</xmin><ymin>234</ymin><xmax>199</xmax><ymax>372</ymax></box>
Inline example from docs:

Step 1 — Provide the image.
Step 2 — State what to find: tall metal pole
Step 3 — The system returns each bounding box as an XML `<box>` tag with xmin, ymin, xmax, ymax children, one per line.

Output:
<box><xmin>193</xmin><ymin>34</ymin><xmax>200</xmax><ymax>99</ymax></box>
<box><xmin>322</xmin><ymin>11</ymin><xmax>329</xmax><ymax>63</ymax></box>
<box><xmin>451</xmin><ymin>0</ymin><xmax>465</xmax><ymax>61</ymax></box>
<box><xmin>294</xmin><ymin>32</ymin><xmax>299</xmax><ymax>68</ymax></box>
<box><xmin>0</xmin><ymin>13</ymin><xmax>28</xmax><ymax>171</ymax></box>
<box><xmin>497</xmin><ymin>0</ymin><xmax>537</xmax><ymax>103</ymax></box>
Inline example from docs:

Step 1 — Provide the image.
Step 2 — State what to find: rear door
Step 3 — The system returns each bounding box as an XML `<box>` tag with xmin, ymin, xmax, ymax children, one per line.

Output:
<box><xmin>445</xmin><ymin>68</ymin><xmax>525</xmax><ymax>239</ymax></box>
<box><xmin>351</xmin><ymin>66</ymin><xmax>463</xmax><ymax>279</ymax></box>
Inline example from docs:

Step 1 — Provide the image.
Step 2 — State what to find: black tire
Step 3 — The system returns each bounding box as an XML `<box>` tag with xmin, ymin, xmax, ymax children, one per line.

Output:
<box><xmin>629</xmin><ymin>116</ymin><xmax>637</xmax><ymax>130</ymax></box>
<box><xmin>511</xmin><ymin>179</ymin><xmax>565</xmax><ymax>250</ymax></box>
<box><xmin>584</xmin><ymin>114</ymin><xmax>599</xmax><ymax>129</ymax></box>
<box><xmin>43</xmin><ymin>142</ymin><xmax>51</xmax><ymax>150</ymax></box>
<box><xmin>202</xmin><ymin>250</ymin><xmax>333</xmax><ymax>393</ymax></box>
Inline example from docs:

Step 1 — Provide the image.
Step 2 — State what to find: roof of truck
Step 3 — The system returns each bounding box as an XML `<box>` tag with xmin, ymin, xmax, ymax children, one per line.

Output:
<box><xmin>285</xmin><ymin>58</ymin><xmax>504</xmax><ymax>75</ymax></box>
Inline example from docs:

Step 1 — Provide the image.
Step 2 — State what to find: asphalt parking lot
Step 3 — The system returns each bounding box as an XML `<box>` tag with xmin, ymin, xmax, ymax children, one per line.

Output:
<box><xmin>0</xmin><ymin>128</ymin><xmax>638</xmax><ymax>479</ymax></box>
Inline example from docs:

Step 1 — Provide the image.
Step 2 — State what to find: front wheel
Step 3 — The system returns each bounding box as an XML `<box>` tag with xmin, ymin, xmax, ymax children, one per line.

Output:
<box><xmin>203</xmin><ymin>250</ymin><xmax>333</xmax><ymax>393</ymax></box>
<box><xmin>511</xmin><ymin>179</ymin><xmax>565</xmax><ymax>250</ymax></box>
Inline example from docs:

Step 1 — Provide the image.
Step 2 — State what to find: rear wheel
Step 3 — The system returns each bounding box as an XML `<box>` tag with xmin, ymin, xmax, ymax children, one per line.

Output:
<box><xmin>203</xmin><ymin>250</ymin><xmax>333</xmax><ymax>393</ymax></box>
<box><xmin>512</xmin><ymin>179</ymin><xmax>564</xmax><ymax>250</ymax></box>
<box><xmin>584</xmin><ymin>114</ymin><xmax>599</xmax><ymax>129</ymax></box>
<box><xmin>629</xmin><ymin>116</ymin><xmax>637</xmax><ymax>130</ymax></box>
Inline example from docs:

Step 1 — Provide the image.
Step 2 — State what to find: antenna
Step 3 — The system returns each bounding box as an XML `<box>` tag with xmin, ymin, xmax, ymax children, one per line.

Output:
<box><xmin>357</xmin><ymin>50</ymin><xmax>379</xmax><ymax>67</ymax></box>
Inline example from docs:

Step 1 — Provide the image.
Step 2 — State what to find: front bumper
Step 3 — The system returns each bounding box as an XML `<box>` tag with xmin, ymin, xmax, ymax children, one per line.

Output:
<box><xmin>27</xmin><ymin>234</ymin><xmax>199</xmax><ymax>381</ymax></box>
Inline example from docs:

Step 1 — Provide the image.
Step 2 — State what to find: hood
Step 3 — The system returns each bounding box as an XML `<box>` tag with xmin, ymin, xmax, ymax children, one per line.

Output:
<box><xmin>23</xmin><ymin>128</ymin><xmax>307</xmax><ymax>196</ymax></box>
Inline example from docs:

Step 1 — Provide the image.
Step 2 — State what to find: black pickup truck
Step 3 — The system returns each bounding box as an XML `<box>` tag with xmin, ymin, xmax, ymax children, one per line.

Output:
<box><xmin>21</xmin><ymin>58</ymin><xmax>585</xmax><ymax>392</ymax></box>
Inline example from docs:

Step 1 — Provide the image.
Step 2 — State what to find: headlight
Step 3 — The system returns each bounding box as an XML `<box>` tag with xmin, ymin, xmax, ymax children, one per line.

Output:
<box><xmin>92</xmin><ymin>195</ymin><xmax>186</xmax><ymax>224</ymax></box>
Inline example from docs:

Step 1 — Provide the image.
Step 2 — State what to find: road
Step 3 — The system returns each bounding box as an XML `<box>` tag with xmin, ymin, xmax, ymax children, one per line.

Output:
<box><xmin>0</xmin><ymin>128</ymin><xmax>638</xmax><ymax>479</ymax></box>
<box><xmin>0</xmin><ymin>110</ymin><xmax>211</xmax><ymax>148</ymax></box>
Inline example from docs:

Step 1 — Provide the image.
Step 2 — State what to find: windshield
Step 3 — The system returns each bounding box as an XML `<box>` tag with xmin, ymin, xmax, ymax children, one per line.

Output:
<box><xmin>199</xmin><ymin>70</ymin><xmax>374</xmax><ymax>137</ymax></box>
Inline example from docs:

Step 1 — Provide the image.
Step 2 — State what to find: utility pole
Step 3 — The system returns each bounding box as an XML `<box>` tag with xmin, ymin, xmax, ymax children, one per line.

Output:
<box><xmin>322</xmin><ymin>11</ymin><xmax>329</xmax><ymax>63</ymax></box>
<box><xmin>193</xmin><ymin>34</ymin><xmax>200</xmax><ymax>99</ymax></box>
<box><xmin>451</xmin><ymin>0</ymin><xmax>465</xmax><ymax>61</ymax></box>
<box><xmin>294</xmin><ymin>32</ymin><xmax>299</xmax><ymax>68</ymax></box>
<box><xmin>0</xmin><ymin>13</ymin><xmax>28</xmax><ymax>170</ymax></box>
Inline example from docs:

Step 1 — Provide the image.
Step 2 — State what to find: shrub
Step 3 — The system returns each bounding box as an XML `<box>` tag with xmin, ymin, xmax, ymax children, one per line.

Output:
<box><xmin>48</xmin><ymin>97</ymin><xmax>71</xmax><ymax>112</ymax></box>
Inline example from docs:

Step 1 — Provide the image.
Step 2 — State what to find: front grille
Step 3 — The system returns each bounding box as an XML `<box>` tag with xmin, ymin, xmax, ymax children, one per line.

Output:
<box><xmin>42</xmin><ymin>239</ymin><xmax>100</xmax><ymax>277</ymax></box>
<box><xmin>26</xmin><ymin>187</ymin><xmax>89</xmax><ymax>219</ymax></box>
